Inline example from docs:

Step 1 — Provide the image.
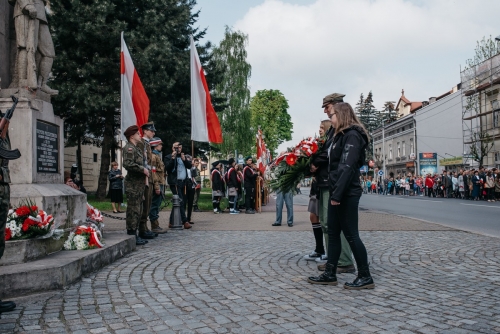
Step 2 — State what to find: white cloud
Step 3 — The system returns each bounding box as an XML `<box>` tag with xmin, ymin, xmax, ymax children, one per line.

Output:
<box><xmin>234</xmin><ymin>0</ymin><xmax>500</xmax><ymax>151</ymax></box>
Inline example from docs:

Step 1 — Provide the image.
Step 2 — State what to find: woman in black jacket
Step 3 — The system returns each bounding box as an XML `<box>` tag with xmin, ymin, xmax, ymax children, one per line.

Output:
<box><xmin>108</xmin><ymin>161</ymin><xmax>124</xmax><ymax>213</ymax></box>
<box><xmin>308</xmin><ymin>102</ymin><xmax>375</xmax><ymax>290</ymax></box>
<box><xmin>211</xmin><ymin>161</ymin><xmax>224</xmax><ymax>213</ymax></box>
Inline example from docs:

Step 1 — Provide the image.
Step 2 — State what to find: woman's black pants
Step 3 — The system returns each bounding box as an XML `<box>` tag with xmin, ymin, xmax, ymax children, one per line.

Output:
<box><xmin>327</xmin><ymin>196</ymin><xmax>370</xmax><ymax>273</ymax></box>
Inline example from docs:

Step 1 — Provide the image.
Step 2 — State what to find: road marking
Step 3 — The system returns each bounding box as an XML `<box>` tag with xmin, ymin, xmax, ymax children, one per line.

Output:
<box><xmin>460</xmin><ymin>203</ymin><xmax>500</xmax><ymax>209</ymax></box>
<box><xmin>413</xmin><ymin>199</ymin><xmax>443</xmax><ymax>202</ymax></box>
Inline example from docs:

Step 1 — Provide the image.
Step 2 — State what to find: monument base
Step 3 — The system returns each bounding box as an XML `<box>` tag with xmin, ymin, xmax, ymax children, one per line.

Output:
<box><xmin>0</xmin><ymin>87</ymin><xmax>51</xmax><ymax>104</ymax></box>
<box><xmin>0</xmin><ymin>234</ymin><xmax>67</xmax><ymax>266</ymax></box>
<box><xmin>10</xmin><ymin>184</ymin><xmax>87</xmax><ymax>229</ymax></box>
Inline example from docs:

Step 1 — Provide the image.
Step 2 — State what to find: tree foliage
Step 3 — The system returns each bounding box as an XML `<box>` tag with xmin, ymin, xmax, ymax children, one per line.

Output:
<box><xmin>211</xmin><ymin>27</ymin><xmax>253</xmax><ymax>157</ymax></box>
<box><xmin>380</xmin><ymin>101</ymin><xmax>398</xmax><ymax>124</ymax></box>
<box><xmin>469</xmin><ymin>131</ymin><xmax>494</xmax><ymax>166</ymax></box>
<box><xmin>249</xmin><ymin>89</ymin><xmax>293</xmax><ymax>157</ymax></box>
<box><xmin>50</xmin><ymin>0</ymin><xmax>214</xmax><ymax>198</ymax></box>
<box><xmin>465</xmin><ymin>35</ymin><xmax>500</xmax><ymax>69</ymax></box>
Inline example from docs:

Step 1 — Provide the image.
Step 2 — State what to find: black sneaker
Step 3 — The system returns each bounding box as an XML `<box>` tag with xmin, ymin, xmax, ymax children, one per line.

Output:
<box><xmin>271</xmin><ymin>222</ymin><xmax>281</xmax><ymax>226</ymax></box>
<box><xmin>303</xmin><ymin>251</ymin><xmax>323</xmax><ymax>261</ymax></box>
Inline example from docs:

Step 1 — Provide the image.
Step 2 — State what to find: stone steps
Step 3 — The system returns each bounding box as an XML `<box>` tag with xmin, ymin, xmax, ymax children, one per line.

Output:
<box><xmin>0</xmin><ymin>233</ymin><xmax>135</xmax><ymax>299</ymax></box>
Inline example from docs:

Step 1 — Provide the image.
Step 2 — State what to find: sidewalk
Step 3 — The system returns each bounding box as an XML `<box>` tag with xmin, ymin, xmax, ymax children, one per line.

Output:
<box><xmin>2</xmin><ymin>197</ymin><xmax>498</xmax><ymax>333</ymax></box>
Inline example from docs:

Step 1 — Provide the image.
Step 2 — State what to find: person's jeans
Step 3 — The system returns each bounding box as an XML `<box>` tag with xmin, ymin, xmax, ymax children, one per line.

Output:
<box><xmin>169</xmin><ymin>180</ymin><xmax>188</xmax><ymax>223</ymax></box>
<box><xmin>149</xmin><ymin>185</ymin><xmax>164</xmax><ymax>222</ymax></box>
<box><xmin>275</xmin><ymin>190</ymin><xmax>293</xmax><ymax>225</ymax></box>
<box><xmin>327</xmin><ymin>196</ymin><xmax>369</xmax><ymax>271</ymax></box>
<box><xmin>185</xmin><ymin>184</ymin><xmax>195</xmax><ymax>221</ymax></box>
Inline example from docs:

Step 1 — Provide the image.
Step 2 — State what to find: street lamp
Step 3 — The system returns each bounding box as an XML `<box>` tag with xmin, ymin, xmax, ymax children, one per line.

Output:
<box><xmin>495</xmin><ymin>35</ymin><xmax>500</xmax><ymax>53</ymax></box>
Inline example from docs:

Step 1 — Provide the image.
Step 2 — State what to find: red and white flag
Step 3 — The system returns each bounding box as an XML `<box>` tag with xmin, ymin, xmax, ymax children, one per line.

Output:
<box><xmin>121</xmin><ymin>32</ymin><xmax>149</xmax><ymax>140</ymax></box>
<box><xmin>190</xmin><ymin>36</ymin><xmax>223</xmax><ymax>143</ymax></box>
<box><xmin>256</xmin><ymin>129</ymin><xmax>268</xmax><ymax>174</ymax></box>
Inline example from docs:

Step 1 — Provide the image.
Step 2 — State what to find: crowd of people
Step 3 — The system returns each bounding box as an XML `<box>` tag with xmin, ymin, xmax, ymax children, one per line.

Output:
<box><xmin>362</xmin><ymin>167</ymin><xmax>500</xmax><ymax>201</ymax></box>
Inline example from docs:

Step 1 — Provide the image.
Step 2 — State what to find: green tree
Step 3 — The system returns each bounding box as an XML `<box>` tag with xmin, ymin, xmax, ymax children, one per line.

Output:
<box><xmin>249</xmin><ymin>89</ymin><xmax>293</xmax><ymax>156</ymax></box>
<box><xmin>211</xmin><ymin>27</ymin><xmax>253</xmax><ymax>157</ymax></box>
<box><xmin>381</xmin><ymin>101</ymin><xmax>397</xmax><ymax>124</ymax></box>
<box><xmin>50</xmin><ymin>0</ymin><xmax>211</xmax><ymax>199</ymax></box>
<box><xmin>465</xmin><ymin>35</ymin><xmax>500</xmax><ymax>69</ymax></box>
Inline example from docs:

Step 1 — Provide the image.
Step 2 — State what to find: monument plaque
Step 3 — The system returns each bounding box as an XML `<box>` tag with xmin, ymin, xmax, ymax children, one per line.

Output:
<box><xmin>36</xmin><ymin>120</ymin><xmax>59</xmax><ymax>173</ymax></box>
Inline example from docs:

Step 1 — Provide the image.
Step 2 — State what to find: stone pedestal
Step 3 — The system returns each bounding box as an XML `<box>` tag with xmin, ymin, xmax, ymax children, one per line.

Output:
<box><xmin>0</xmin><ymin>89</ymin><xmax>86</xmax><ymax>229</ymax></box>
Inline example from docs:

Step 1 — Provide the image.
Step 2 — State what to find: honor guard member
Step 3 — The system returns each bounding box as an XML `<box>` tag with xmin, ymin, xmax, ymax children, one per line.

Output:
<box><xmin>0</xmin><ymin>133</ymin><xmax>17</xmax><ymax>314</ymax></box>
<box><xmin>122</xmin><ymin>125</ymin><xmax>149</xmax><ymax>246</ymax></box>
<box><xmin>226</xmin><ymin>158</ymin><xmax>239</xmax><ymax>214</ymax></box>
<box><xmin>311</xmin><ymin>93</ymin><xmax>355</xmax><ymax>273</ymax></box>
<box><xmin>138</xmin><ymin>121</ymin><xmax>157</xmax><ymax>240</ymax></box>
<box><xmin>243</xmin><ymin>156</ymin><xmax>257</xmax><ymax>214</ymax></box>
<box><xmin>149</xmin><ymin>137</ymin><xmax>167</xmax><ymax>233</ymax></box>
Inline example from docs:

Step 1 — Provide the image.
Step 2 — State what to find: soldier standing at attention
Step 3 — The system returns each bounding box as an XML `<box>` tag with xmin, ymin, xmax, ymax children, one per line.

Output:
<box><xmin>0</xmin><ymin>133</ymin><xmax>17</xmax><ymax>314</ymax></box>
<box><xmin>243</xmin><ymin>156</ymin><xmax>257</xmax><ymax>214</ymax></box>
<box><xmin>123</xmin><ymin>125</ymin><xmax>149</xmax><ymax>246</ymax></box>
<box><xmin>148</xmin><ymin>137</ymin><xmax>167</xmax><ymax>233</ymax></box>
<box><xmin>137</xmin><ymin>122</ymin><xmax>157</xmax><ymax>240</ymax></box>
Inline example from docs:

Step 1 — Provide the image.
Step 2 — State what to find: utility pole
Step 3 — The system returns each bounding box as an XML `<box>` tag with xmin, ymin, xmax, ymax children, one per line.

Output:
<box><xmin>382</xmin><ymin>123</ymin><xmax>386</xmax><ymax>177</ymax></box>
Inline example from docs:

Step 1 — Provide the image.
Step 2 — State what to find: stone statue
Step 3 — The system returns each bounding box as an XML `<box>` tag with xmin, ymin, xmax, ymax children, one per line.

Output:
<box><xmin>8</xmin><ymin>0</ymin><xmax>58</xmax><ymax>96</ymax></box>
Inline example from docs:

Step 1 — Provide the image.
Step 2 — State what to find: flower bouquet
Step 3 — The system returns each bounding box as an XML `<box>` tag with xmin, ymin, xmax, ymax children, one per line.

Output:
<box><xmin>5</xmin><ymin>200</ymin><xmax>60</xmax><ymax>241</ymax></box>
<box><xmin>268</xmin><ymin>137</ymin><xmax>324</xmax><ymax>194</ymax></box>
<box><xmin>63</xmin><ymin>224</ymin><xmax>104</xmax><ymax>250</ymax></box>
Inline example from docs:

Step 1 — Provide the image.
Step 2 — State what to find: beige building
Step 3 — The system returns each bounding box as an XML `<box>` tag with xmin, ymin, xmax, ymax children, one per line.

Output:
<box><xmin>64</xmin><ymin>144</ymin><xmax>103</xmax><ymax>192</ymax></box>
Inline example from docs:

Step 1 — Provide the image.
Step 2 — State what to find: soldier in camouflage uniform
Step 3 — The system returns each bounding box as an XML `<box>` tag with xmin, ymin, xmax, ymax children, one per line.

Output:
<box><xmin>138</xmin><ymin>122</ymin><xmax>157</xmax><ymax>239</ymax></box>
<box><xmin>122</xmin><ymin>125</ymin><xmax>149</xmax><ymax>246</ymax></box>
<box><xmin>149</xmin><ymin>137</ymin><xmax>167</xmax><ymax>233</ymax></box>
<box><xmin>0</xmin><ymin>129</ymin><xmax>17</xmax><ymax>313</ymax></box>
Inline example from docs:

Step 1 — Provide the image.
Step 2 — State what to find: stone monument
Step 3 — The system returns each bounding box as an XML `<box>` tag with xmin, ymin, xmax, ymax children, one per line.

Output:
<box><xmin>0</xmin><ymin>0</ymin><xmax>86</xmax><ymax>235</ymax></box>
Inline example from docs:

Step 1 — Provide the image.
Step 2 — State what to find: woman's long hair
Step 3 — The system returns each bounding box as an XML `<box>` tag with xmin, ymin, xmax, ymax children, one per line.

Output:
<box><xmin>320</xmin><ymin>119</ymin><xmax>332</xmax><ymax>131</ymax></box>
<box><xmin>333</xmin><ymin>102</ymin><xmax>370</xmax><ymax>139</ymax></box>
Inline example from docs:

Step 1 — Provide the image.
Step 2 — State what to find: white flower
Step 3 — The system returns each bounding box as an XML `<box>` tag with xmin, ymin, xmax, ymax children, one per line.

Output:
<box><xmin>73</xmin><ymin>235</ymin><xmax>88</xmax><ymax>250</ymax></box>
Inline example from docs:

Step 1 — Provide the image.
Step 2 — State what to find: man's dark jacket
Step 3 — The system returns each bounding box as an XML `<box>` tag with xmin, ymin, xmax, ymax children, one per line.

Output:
<box><xmin>328</xmin><ymin>126</ymin><xmax>368</xmax><ymax>202</ymax></box>
<box><xmin>226</xmin><ymin>167</ymin><xmax>239</xmax><ymax>188</ymax></box>
<box><xmin>311</xmin><ymin>126</ymin><xmax>335</xmax><ymax>189</ymax></box>
<box><xmin>164</xmin><ymin>154</ymin><xmax>192</xmax><ymax>185</ymax></box>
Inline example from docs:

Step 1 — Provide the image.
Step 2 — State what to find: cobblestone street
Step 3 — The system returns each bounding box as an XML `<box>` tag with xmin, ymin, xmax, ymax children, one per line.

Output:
<box><xmin>2</xmin><ymin>205</ymin><xmax>500</xmax><ymax>334</ymax></box>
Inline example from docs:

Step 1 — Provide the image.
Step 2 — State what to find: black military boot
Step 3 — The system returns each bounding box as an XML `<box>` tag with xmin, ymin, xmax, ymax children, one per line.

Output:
<box><xmin>344</xmin><ymin>266</ymin><xmax>375</xmax><ymax>290</ymax></box>
<box><xmin>138</xmin><ymin>231</ymin><xmax>155</xmax><ymax>239</ymax></box>
<box><xmin>0</xmin><ymin>300</ymin><xmax>16</xmax><ymax>313</ymax></box>
<box><xmin>307</xmin><ymin>263</ymin><xmax>338</xmax><ymax>285</ymax></box>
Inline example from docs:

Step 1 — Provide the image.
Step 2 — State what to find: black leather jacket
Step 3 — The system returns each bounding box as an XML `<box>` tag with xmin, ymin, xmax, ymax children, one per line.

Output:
<box><xmin>328</xmin><ymin>126</ymin><xmax>368</xmax><ymax>202</ymax></box>
<box><xmin>311</xmin><ymin>127</ymin><xmax>334</xmax><ymax>189</ymax></box>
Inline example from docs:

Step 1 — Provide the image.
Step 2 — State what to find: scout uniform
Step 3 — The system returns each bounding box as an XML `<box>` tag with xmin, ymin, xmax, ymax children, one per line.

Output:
<box><xmin>148</xmin><ymin>137</ymin><xmax>167</xmax><ymax>232</ymax></box>
<box><xmin>138</xmin><ymin>122</ymin><xmax>156</xmax><ymax>238</ymax></box>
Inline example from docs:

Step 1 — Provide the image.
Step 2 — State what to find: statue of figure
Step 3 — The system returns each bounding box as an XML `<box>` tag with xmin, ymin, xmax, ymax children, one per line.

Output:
<box><xmin>8</xmin><ymin>0</ymin><xmax>58</xmax><ymax>95</ymax></box>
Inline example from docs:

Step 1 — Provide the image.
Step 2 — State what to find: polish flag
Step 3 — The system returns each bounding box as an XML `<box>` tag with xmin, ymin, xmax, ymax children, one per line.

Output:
<box><xmin>121</xmin><ymin>32</ymin><xmax>150</xmax><ymax>140</ymax></box>
<box><xmin>190</xmin><ymin>36</ymin><xmax>223</xmax><ymax>143</ymax></box>
<box><xmin>256</xmin><ymin>129</ymin><xmax>268</xmax><ymax>174</ymax></box>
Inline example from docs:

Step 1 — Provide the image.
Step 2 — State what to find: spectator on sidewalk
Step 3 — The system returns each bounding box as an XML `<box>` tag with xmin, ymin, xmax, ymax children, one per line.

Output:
<box><xmin>108</xmin><ymin>161</ymin><xmax>124</xmax><ymax>213</ymax></box>
<box><xmin>471</xmin><ymin>171</ymin><xmax>481</xmax><ymax>201</ymax></box>
<box><xmin>272</xmin><ymin>189</ymin><xmax>294</xmax><ymax>227</ymax></box>
<box><xmin>192</xmin><ymin>159</ymin><xmax>202</xmax><ymax>212</ymax></box>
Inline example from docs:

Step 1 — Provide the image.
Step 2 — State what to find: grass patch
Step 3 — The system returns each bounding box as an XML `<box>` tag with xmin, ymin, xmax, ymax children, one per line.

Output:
<box><xmin>87</xmin><ymin>188</ymin><xmax>231</xmax><ymax>211</ymax></box>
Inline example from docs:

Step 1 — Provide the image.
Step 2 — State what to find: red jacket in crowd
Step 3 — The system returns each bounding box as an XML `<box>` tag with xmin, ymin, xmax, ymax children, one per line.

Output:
<box><xmin>425</xmin><ymin>176</ymin><xmax>434</xmax><ymax>188</ymax></box>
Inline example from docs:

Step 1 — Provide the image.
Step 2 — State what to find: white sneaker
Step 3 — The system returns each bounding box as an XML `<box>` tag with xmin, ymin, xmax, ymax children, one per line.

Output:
<box><xmin>315</xmin><ymin>254</ymin><xmax>328</xmax><ymax>263</ymax></box>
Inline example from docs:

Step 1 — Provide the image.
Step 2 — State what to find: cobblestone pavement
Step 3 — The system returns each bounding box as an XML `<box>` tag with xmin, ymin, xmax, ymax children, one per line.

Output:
<box><xmin>2</xmin><ymin>227</ymin><xmax>500</xmax><ymax>333</ymax></box>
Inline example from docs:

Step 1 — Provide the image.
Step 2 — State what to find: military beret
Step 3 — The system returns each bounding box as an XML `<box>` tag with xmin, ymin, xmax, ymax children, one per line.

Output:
<box><xmin>228</xmin><ymin>158</ymin><xmax>235</xmax><ymax>165</ymax></box>
<box><xmin>149</xmin><ymin>137</ymin><xmax>162</xmax><ymax>147</ymax></box>
<box><xmin>322</xmin><ymin>93</ymin><xmax>345</xmax><ymax>108</ymax></box>
<box><xmin>124</xmin><ymin>125</ymin><xmax>139</xmax><ymax>139</ymax></box>
<box><xmin>141</xmin><ymin>121</ymin><xmax>156</xmax><ymax>132</ymax></box>
<box><xmin>245</xmin><ymin>156</ymin><xmax>253</xmax><ymax>163</ymax></box>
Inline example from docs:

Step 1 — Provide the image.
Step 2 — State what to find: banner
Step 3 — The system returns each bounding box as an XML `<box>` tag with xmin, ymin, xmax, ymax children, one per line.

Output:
<box><xmin>419</xmin><ymin>153</ymin><xmax>437</xmax><ymax>175</ymax></box>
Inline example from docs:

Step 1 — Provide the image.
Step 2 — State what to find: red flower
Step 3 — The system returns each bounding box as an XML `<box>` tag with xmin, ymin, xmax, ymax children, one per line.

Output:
<box><xmin>310</xmin><ymin>142</ymin><xmax>318</xmax><ymax>154</ymax></box>
<box><xmin>31</xmin><ymin>205</ymin><xmax>38</xmax><ymax>212</ymax></box>
<box><xmin>15</xmin><ymin>206</ymin><xmax>31</xmax><ymax>217</ymax></box>
<box><xmin>286</xmin><ymin>154</ymin><xmax>297</xmax><ymax>166</ymax></box>
<box><xmin>22</xmin><ymin>221</ymin><xmax>29</xmax><ymax>232</ymax></box>
<box><xmin>5</xmin><ymin>227</ymin><xmax>11</xmax><ymax>240</ymax></box>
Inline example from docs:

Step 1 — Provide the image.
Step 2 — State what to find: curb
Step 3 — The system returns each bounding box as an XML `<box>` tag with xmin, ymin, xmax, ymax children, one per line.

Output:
<box><xmin>0</xmin><ymin>233</ymin><xmax>136</xmax><ymax>299</ymax></box>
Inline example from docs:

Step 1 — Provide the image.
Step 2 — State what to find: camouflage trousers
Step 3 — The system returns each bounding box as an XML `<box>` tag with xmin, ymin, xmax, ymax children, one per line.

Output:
<box><xmin>125</xmin><ymin>181</ymin><xmax>145</xmax><ymax>231</ymax></box>
<box><xmin>0</xmin><ymin>183</ymin><xmax>10</xmax><ymax>259</ymax></box>
<box><xmin>139</xmin><ymin>183</ymin><xmax>153</xmax><ymax>233</ymax></box>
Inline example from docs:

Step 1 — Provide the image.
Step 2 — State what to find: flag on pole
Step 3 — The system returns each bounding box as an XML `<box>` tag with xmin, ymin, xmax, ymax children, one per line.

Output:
<box><xmin>190</xmin><ymin>35</ymin><xmax>223</xmax><ymax>143</ymax></box>
<box><xmin>256</xmin><ymin>129</ymin><xmax>268</xmax><ymax>174</ymax></box>
<box><xmin>121</xmin><ymin>32</ymin><xmax>149</xmax><ymax>140</ymax></box>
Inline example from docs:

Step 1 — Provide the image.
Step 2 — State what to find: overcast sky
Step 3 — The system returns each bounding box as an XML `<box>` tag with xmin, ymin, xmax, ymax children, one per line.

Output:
<box><xmin>193</xmin><ymin>0</ymin><xmax>500</xmax><ymax>153</ymax></box>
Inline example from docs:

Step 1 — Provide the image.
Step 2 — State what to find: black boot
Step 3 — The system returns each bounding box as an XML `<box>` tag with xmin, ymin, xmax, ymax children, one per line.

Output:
<box><xmin>344</xmin><ymin>267</ymin><xmax>375</xmax><ymax>290</ymax></box>
<box><xmin>307</xmin><ymin>263</ymin><xmax>338</xmax><ymax>285</ymax></box>
<box><xmin>0</xmin><ymin>300</ymin><xmax>16</xmax><ymax>313</ymax></box>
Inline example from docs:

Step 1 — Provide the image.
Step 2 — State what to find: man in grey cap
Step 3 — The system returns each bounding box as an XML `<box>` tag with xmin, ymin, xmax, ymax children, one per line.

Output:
<box><xmin>310</xmin><ymin>93</ymin><xmax>355</xmax><ymax>274</ymax></box>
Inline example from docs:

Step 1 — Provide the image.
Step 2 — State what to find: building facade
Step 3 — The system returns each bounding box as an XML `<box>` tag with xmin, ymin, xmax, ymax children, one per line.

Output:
<box><xmin>461</xmin><ymin>53</ymin><xmax>500</xmax><ymax>169</ymax></box>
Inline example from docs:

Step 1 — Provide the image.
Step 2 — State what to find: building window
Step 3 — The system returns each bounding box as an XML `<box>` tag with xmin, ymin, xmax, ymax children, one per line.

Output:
<box><xmin>397</xmin><ymin>142</ymin><xmax>400</xmax><ymax>157</ymax></box>
<box><xmin>93</xmin><ymin>153</ymin><xmax>98</xmax><ymax>163</ymax></box>
<box><xmin>389</xmin><ymin>144</ymin><xmax>392</xmax><ymax>159</ymax></box>
<box><xmin>410</xmin><ymin>138</ymin><xmax>414</xmax><ymax>153</ymax></box>
<box><xmin>495</xmin><ymin>152</ymin><xmax>500</xmax><ymax>162</ymax></box>
<box><xmin>492</xmin><ymin>100</ymin><xmax>499</xmax><ymax>128</ymax></box>
<box><xmin>402</xmin><ymin>126</ymin><xmax>405</xmax><ymax>131</ymax></box>
<box><xmin>402</xmin><ymin>141</ymin><xmax>406</xmax><ymax>156</ymax></box>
